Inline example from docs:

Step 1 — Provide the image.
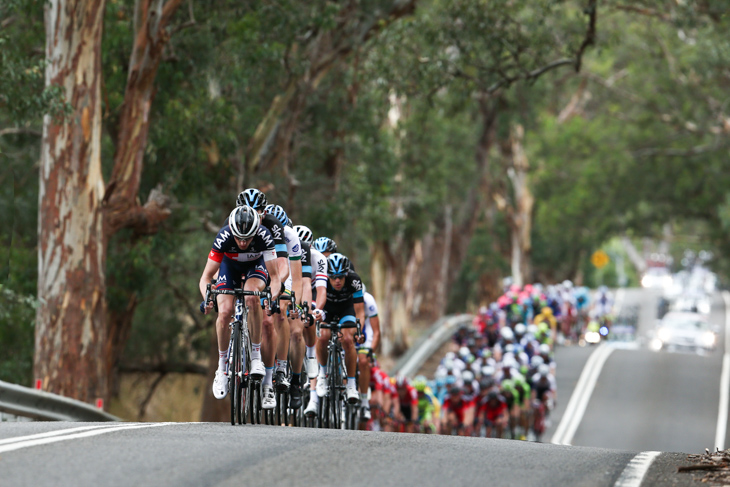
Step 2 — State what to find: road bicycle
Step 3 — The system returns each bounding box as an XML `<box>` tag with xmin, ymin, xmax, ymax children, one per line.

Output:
<box><xmin>205</xmin><ymin>283</ymin><xmax>271</xmax><ymax>425</ymax></box>
<box><xmin>317</xmin><ymin>317</ymin><xmax>361</xmax><ymax>429</ymax></box>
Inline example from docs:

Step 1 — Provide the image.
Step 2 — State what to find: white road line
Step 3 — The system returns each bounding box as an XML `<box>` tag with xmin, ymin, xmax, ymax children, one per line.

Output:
<box><xmin>551</xmin><ymin>343</ymin><xmax>615</xmax><ymax>445</ymax></box>
<box><xmin>0</xmin><ymin>423</ymin><xmax>173</xmax><ymax>454</ymax></box>
<box><xmin>0</xmin><ymin>424</ymin><xmax>120</xmax><ymax>446</ymax></box>
<box><xmin>614</xmin><ymin>451</ymin><xmax>661</xmax><ymax>487</ymax></box>
<box><xmin>714</xmin><ymin>291</ymin><xmax>730</xmax><ymax>450</ymax></box>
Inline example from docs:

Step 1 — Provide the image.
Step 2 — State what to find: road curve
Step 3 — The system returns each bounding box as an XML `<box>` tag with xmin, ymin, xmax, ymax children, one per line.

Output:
<box><xmin>0</xmin><ymin>421</ymin><xmax>706</xmax><ymax>487</ymax></box>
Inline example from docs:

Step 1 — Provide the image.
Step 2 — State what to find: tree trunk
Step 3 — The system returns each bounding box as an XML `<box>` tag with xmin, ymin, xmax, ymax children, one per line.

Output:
<box><xmin>370</xmin><ymin>241</ymin><xmax>414</xmax><ymax>357</ymax></box>
<box><xmin>36</xmin><ymin>0</ymin><xmax>180</xmax><ymax>403</ymax></box>
<box><xmin>36</xmin><ymin>0</ymin><xmax>108</xmax><ymax>401</ymax></box>
<box><xmin>506</xmin><ymin>124</ymin><xmax>534</xmax><ymax>286</ymax></box>
<box><xmin>102</xmin><ymin>0</ymin><xmax>179</xmax><ymax>390</ymax></box>
<box><xmin>104</xmin><ymin>0</ymin><xmax>179</xmax><ymax>236</ymax></box>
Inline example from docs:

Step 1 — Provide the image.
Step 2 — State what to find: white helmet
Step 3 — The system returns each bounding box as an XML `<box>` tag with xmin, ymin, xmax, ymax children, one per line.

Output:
<box><xmin>228</xmin><ymin>206</ymin><xmax>260</xmax><ymax>239</ymax></box>
<box><xmin>500</xmin><ymin>327</ymin><xmax>515</xmax><ymax>341</ymax></box>
<box><xmin>538</xmin><ymin>364</ymin><xmax>550</xmax><ymax>377</ymax></box>
<box><xmin>462</xmin><ymin>370</ymin><xmax>475</xmax><ymax>384</ymax></box>
<box><xmin>481</xmin><ymin>365</ymin><xmax>495</xmax><ymax>377</ymax></box>
<box><xmin>530</xmin><ymin>355</ymin><xmax>545</xmax><ymax>367</ymax></box>
<box><xmin>294</xmin><ymin>225</ymin><xmax>314</xmax><ymax>245</ymax></box>
<box><xmin>514</xmin><ymin>323</ymin><xmax>527</xmax><ymax>336</ymax></box>
<box><xmin>459</xmin><ymin>346</ymin><xmax>471</xmax><ymax>358</ymax></box>
<box><xmin>539</xmin><ymin>343</ymin><xmax>551</xmax><ymax>356</ymax></box>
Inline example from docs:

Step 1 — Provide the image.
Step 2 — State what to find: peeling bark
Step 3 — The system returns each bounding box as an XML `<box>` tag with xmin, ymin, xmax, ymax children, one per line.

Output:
<box><xmin>36</xmin><ymin>0</ymin><xmax>108</xmax><ymax>402</ymax></box>
<box><xmin>104</xmin><ymin>0</ymin><xmax>180</xmax><ymax>236</ymax></box>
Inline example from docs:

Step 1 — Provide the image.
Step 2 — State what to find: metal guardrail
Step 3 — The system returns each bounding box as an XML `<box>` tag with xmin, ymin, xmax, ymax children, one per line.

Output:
<box><xmin>0</xmin><ymin>380</ymin><xmax>120</xmax><ymax>422</ymax></box>
<box><xmin>391</xmin><ymin>314</ymin><xmax>473</xmax><ymax>377</ymax></box>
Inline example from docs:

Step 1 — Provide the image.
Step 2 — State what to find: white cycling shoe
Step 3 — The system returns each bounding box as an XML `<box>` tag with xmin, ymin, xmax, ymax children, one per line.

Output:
<box><xmin>315</xmin><ymin>372</ymin><xmax>328</xmax><ymax>397</ymax></box>
<box><xmin>250</xmin><ymin>359</ymin><xmax>265</xmax><ymax>380</ymax></box>
<box><xmin>304</xmin><ymin>398</ymin><xmax>318</xmax><ymax>417</ymax></box>
<box><xmin>346</xmin><ymin>386</ymin><xmax>359</xmax><ymax>405</ymax></box>
<box><xmin>305</xmin><ymin>357</ymin><xmax>318</xmax><ymax>380</ymax></box>
<box><xmin>212</xmin><ymin>370</ymin><xmax>228</xmax><ymax>399</ymax></box>
<box><xmin>262</xmin><ymin>385</ymin><xmax>276</xmax><ymax>410</ymax></box>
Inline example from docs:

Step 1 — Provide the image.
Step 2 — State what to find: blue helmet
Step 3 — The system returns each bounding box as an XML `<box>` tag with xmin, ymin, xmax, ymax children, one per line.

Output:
<box><xmin>236</xmin><ymin>188</ymin><xmax>267</xmax><ymax>210</ymax></box>
<box><xmin>265</xmin><ymin>204</ymin><xmax>288</xmax><ymax>227</ymax></box>
<box><xmin>327</xmin><ymin>253</ymin><xmax>351</xmax><ymax>276</ymax></box>
<box><xmin>313</xmin><ymin>237</ymin><xmax>338</xmax><ymax>253</ymax></box>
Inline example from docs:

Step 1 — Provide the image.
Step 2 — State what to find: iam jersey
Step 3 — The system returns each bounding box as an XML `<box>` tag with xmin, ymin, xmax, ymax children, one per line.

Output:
<box><xmin>209</xmin><ymin>224</ymin><xmax>277</xmax><ymax>264</ymax></box>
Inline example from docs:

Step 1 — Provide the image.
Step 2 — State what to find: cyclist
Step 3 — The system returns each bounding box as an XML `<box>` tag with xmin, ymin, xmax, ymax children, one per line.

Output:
<box><xmin>394</xmin><ymin>375</ymin><xmax>419</xmax><ymax>433</ymax></box>
<box><xmin>199</xmin><ymin>206</ymin><xmax>281</xmax><ymax>407</ymax></box>
<box><xmin>314</xmin><ymin>253</ymin><xmax>365</xmax><ymax>405</ymax></box>
<box><xmin>441</xmin><ymin>385</ymin><xmax>476</xmax><ymax>436</ymax></box>
<box><xmin>264</xmin><ymin>205</ymin><xmax>302</xmax><ymax>395</ymax></box>
<box><xmin>235</xmin><ymin>189</ymin><xmax>289</xmax><ymax>382</ymax></box>
<box><xmin>478</xmin><ymin>390</ymin><xmax>508</xmax><ymax>438</ymax></box>
<box><xmin>299</xmin><ymin>227</ymin><xmax>329</xmax><ymax>417</ymax></box>
<box><xmin>358</xmin><ymin>287</ymin><xmax>381</xmax><ymax>420</ymax></box>
<box><xmin>413</xmin><ymin>376</ymin><xmax>439</xmax><ymax>433</ymax></box>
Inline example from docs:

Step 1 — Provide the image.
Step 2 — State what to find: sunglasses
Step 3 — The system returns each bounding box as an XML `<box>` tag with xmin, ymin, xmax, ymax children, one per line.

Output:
<box><xmin>330</xmin><ymin>274</ymin><xmax>346</xmax><ymax>279</ymax></box>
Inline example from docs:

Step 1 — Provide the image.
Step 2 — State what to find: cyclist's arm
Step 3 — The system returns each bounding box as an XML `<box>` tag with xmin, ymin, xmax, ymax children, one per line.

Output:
<box><xmin>301</xmin><ymin>277</ymin><xmax>313</xmax><ymax>309</ymax></box>
<box><xmin>290</xmin><ymin>259</ymin><xmax>303</xmax><ymax>304</ymax></box>
<box><xmin>370</xmin><ymin>315</ymin><xmax>381</xmax><ymax>353</ymax></box>
<box><xmin>354</xmin><ymin>301</ymin><xmax>365</xmax><ymax>332</ymax></box>
<box><xmin>199</xmin><ymin>258</ymin><xmax>221</xmax><ymax>298</ymax></box>
<box><xmin>276</xmin><ymin>256</ymin><xmax>289</xmax><ymax>285</ymax></box>
<box><xmin>265</xmin><ymin>257</ymin><xmax>282</xmax><ymax>301</ymax></box>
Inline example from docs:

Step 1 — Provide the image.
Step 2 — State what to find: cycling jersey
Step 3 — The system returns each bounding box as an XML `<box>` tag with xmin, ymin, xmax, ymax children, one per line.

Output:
<box><xmin>479</xmin><ymin>395</ymin><xmax>508</xmax><ymax>424</ymax></box>
<box><xmin>323</xmin><ymin>270</ymin><xmax>364</xmax><ymax>323</ymax></box>
<box><xmin>311</xmin><ymin>248</ymin><xmax>327</xmax><ymax>290</ymax></box>
<box><xmin>358</xmin><ymin>292</ymin><xmax>379</xmax><ymax>349</ymax></box>
<box><xmin>442</xmin><ymin>395</ymin><xmax>476</xmax><ymax>425</ymax></box>
<box><xmin>398</xmin><ymin>384</ymin><xmax>419</xmax><ymax>422</ymax></box>
<box><xmin>261</xmin><ymin>213</ymin><xmax>288</xmax><ymax>259</ymax></box>
<box><xmin>301</xmin><ymin>242</ymin><xmax>313</xmax><ymax>279</ymax></box>
<box><xmin>209</xmin><ymin>224</ymin><xmax>276</xmax><ymax>290</ymax></box>
<box><xmin>282</xmin><ymin>225</ymin><xmax>302</xmax><ymax>293</ymax></box>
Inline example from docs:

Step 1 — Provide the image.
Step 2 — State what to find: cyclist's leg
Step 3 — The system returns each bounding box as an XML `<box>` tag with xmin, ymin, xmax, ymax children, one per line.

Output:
<box><xmin>243</xmin><ymin>264</ymin><xmax>272</xmax><ymax>376</ymax></box>
<box><xmin>289</xmin><ymin>314</ymin><xmax>305</xmax><ymax>406</ymax></box>
<box><xmin>274</xmin><ymin>295</ymin><xmax>291</xmax><ymax>385</ymax></box>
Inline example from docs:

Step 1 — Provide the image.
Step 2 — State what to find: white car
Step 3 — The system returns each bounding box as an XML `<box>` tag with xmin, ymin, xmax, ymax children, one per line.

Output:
<box><xmin>641</xmin><ymin>267</ymin><xmax>673</xmax><ymax>290</ymax></box>
<box><xmin>651</xmin><ymin>311</ymin><xmax>718</xmax><ymax>353</ymax></box>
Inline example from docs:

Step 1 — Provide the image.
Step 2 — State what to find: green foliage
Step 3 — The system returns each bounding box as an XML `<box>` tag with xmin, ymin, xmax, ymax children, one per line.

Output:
<box><xmin>0</xmin><ymin>284</ymin><xmax>36</xmax><ymax>384</ymax></box>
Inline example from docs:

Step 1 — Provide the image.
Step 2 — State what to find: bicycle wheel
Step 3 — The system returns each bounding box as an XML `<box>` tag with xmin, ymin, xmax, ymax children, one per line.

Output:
<box><xmin>329</xmin><ymin>351</ymin><xmax>341</xmax><ymax>430</ymax></box>
<box><xmin>230</xmin><ymin>321</ymin><xmax>242</xmax><ymax>425</ymax></box>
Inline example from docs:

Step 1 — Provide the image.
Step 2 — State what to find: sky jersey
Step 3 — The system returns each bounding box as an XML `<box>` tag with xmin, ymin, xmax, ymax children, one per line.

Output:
<box><xmin>311</xmin><ymin>248</ymin><xmax>328</xmax><ymax>289</ymax></box>
<box><xmin>301</xmin><ymin>242</ymin><xmax>313</xmax><ymax>279</ymax></box>
<box><xmin>283</xmin><ymin>226</ymin><xmax>302</xmax><ymax>293</ymax></box>
<box><xmin>261</xmin><ymin>213</ymin><xmax>288</xmax><ymax>259</ymax></box>
<box><xmin>208</xmin><ymin>224</ymin><xmax>277</xmax><ymax>264</ymax></box>
<box><xmin>325</xmin><ymin>270</ymin><xmax>364</xmax><ymax>306</ymax></box>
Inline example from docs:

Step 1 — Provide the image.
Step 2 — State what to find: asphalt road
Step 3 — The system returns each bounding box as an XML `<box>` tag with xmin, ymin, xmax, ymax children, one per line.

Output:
<box><xmin>0</xmin><ymin>421</ymin><xmax>704</xmax><ymax>487</ymax></box>
<box><xmin>555</xmin><ymin>288</ymin><xmax>729</xmax><ymax>454</ymax></box>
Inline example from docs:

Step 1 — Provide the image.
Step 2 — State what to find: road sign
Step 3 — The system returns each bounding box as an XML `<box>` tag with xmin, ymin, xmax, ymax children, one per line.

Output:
<box><xmin>591</xmin><ymin>250</ymin><xmax>610</xmax><ymax>269</ymax></box>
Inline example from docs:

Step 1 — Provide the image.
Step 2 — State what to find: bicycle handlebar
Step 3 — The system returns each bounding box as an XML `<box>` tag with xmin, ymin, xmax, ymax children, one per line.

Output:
<box><xmin>204</xmin><ymin>283</ymin><xmax>273</xmax><ymax>313</ymax></box>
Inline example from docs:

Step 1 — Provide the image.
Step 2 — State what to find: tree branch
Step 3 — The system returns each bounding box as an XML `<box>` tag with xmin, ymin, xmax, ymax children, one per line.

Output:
<box><xmin>633</xmin><ymin>144</ymin><xmax>724</xmax><ymax>158</ymax></box>
<box><xmin>169</xmin><ymin>0</ymin><xmax>195</xmax><ymax>36</ymax></box>
<box><xmin>613</xmin><ymin>4</ymin><xmax>671</xmax><ymax>22</ymax></box>
<box><xmin>574</xmin><ymin>0</ymin><xmax>597</xmax><ymax>72</ymax></box>
<box><xmin>0</xmin><ymin>127</ymin><xmax>42</xmax><ymax>137</ymax></box>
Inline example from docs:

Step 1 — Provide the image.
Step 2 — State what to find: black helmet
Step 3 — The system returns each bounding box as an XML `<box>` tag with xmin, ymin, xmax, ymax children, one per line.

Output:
<box><xmin>236</xmin><ymin>188</ymin><xmax>267</xmax><ymax>210</ymax></box>
<box><xmin>228</xmin><ymin>206</ymin><xmax>260</xmax><ymax>239</ymax></box>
